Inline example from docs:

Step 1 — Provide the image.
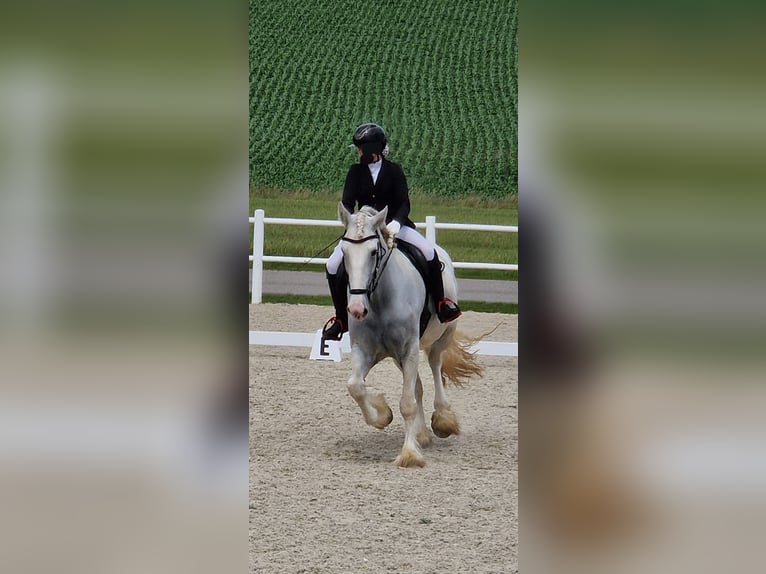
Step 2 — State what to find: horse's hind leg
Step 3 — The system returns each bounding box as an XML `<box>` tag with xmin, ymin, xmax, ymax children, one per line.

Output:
<box><xmin>395</xmin><ymin>349</ymin><xmax>426</xmax><ymax>468</ymax></box>
<box><xmin>347</xmin><ymin>350</ymin><xmax>393</xmax><ymax>430</ymax></box>
<box><xmin>428</xmin><ymin>341</ymin><xmax>460</xmax><ymax>438</ymax></box>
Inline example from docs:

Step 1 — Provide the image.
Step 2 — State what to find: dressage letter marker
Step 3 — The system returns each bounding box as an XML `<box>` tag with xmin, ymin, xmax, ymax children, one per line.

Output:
<box><xmin>310</xmin><ymin>329</ymin><xmax>342</xmax><ymax>362</ymax></box>
<box><xmin>250</xmin><ymin>330</ymin><xmax>514</xmax><ymax>357</ymax></box>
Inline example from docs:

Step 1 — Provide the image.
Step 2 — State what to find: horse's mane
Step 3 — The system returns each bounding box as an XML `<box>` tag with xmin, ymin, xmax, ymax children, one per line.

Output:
<box><xmin>359</xmin><ymin>205</ymin><xmax>378</xmax><ymax>216</ymax></box>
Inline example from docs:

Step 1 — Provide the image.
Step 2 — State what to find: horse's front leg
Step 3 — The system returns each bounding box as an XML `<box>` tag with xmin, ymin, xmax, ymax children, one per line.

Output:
<box><xmin>347</xmin><ymin>348</ymin><xmax>393</xmax><ymax>430</ymax></box>
<box><xmin>414</xmin><ymin>374</ymin><xmax>432</xmax><ymax>447</ymax></box>
<box><xmin>395</xmin><ymin>346</ymin><xmax>426</xmax><ymax>468</ymax></box>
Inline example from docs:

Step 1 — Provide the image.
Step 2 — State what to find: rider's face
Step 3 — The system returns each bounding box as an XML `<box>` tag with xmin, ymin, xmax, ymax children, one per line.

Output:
<box><xmin>357</xmin><ymin>146</ymin><xmax>381</xmax><ymax>164</ymax></box>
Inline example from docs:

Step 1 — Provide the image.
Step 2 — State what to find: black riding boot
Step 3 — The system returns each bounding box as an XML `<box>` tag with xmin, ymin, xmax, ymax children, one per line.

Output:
<box><xmin>426</xmin><ymin>255</ymin><xmax>462</xmax><ymax>323</ymax></box>
<box><xmin>322</xmin><ymin>265</ymin><xmax>349</xmax><ymax>340</ymax></box>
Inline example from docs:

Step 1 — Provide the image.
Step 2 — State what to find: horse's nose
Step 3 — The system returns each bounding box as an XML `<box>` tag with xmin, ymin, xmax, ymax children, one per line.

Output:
<box><xmin>348</xmin><ymin>300</ymin><xmax>367</xmax><ymax>320</ymax></box>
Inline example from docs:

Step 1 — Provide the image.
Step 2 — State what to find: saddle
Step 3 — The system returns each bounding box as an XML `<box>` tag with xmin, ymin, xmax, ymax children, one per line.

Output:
<box><xmin>395</xmin><ymin>239</ymin><xmax>432</xmax><ymax>338</ymax></box>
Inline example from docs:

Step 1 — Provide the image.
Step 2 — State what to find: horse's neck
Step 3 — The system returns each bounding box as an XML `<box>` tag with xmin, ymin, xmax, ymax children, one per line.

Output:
<box><xmin>378</xmin><ymin>249</ymin><xmax>425</xmax><ymax>302</ymax></box>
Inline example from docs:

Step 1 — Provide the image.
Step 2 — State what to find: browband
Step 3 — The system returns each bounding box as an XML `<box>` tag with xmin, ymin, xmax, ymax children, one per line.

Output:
<box><xmin>341</xmin><ymin>234</ymin><xmax>378</xmax><ymax>244</ymax></box>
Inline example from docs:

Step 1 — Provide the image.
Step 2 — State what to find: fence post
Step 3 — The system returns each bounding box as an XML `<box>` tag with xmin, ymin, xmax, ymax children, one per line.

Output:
<box><xmin>425</xmin><ymin>215</ymin><xmax>437</xmax><ymax>244</ymax></box>
<box><xmin>251</xmin><ymin>209</ymin><xmax>265</xmax><ymax>304</ymax></box>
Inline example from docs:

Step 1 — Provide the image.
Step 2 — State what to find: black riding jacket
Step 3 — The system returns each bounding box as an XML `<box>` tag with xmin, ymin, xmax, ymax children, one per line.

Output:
<box><xmin>341</xmin><ymin>158</ymin><xmax>416</xmax><ymax>229</ymax></box>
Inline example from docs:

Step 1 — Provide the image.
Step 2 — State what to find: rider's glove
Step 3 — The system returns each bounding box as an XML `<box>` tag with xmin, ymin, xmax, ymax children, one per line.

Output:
<box><xmin>386</xmin><ymin>220</ymin><xmax>401</xmax><ymax>237</ymax></box>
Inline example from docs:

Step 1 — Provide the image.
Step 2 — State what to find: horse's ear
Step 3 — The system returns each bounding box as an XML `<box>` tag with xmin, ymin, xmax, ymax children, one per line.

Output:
<box><xmin>373</xmin><ymin>206</ymin><xmax>389</xmax><ymax>230</ymax></box>
<box><xmin>338</xmin><ymin>201</ymin><xmax>351</xmax><ymax>226</ymax></box>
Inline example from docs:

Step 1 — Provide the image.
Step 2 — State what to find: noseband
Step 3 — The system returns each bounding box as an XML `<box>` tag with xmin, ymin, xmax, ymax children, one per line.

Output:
<box><xmin>341</xmin><ymin>232</ymin><xmax>393</xmax><ymax>296</ymax></box>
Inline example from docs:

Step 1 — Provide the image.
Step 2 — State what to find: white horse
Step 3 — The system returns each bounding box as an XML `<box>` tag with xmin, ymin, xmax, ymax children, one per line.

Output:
<box><xmin>338</xmin><ymin>203</ymin><xmax>483</xmax><ymax>467</ymax></box>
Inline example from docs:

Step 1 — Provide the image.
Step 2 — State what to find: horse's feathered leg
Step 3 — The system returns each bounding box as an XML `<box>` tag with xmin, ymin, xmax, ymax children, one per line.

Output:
<box><xmin>395</xmin><ymin>346</ymin><xmax>426</xmax><ymax>468</ymax></box>
<box><xmin>414</xmin><ymin>374</ymin><xmax>432</xmax><ymax>447</ymax></box>
<box><xmin>428</xmin><ymin>329</ymin><xmax>461</xmax><ymax>438</ymax></box>
<box><xmin>347</xmin><ymin>349</ymin><xmax>392</xmax><ymax>430</ymax></box>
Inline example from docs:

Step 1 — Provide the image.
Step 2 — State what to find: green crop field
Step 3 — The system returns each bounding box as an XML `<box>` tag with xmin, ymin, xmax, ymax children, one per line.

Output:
<box><xmin>249</xmin><ymin>0</ymin><xmax>518</xmax><ymax>200</ymax></box>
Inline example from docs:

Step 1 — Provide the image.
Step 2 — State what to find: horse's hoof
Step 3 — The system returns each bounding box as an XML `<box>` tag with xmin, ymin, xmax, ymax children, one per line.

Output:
<box><xmin>395</xmin><ymin>449</ymin><xmax>425</xmax><ymax>468</ymax></box>
<box><xmin>371</xmin><ymin>394</ymin><xmax>393</xmax><ymax>429</ymax></box>
<box><xmin>372</xmin><ymin>416</ymin><xmax>392</xmax><ymax>430</ymax></box>
<box><xmin>431</xmin><ymin>409</ymin><xmax>460</xmax><ymax>438</ymax></box>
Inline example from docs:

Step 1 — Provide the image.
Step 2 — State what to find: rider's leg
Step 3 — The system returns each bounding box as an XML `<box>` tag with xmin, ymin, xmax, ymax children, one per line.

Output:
<box><xmin>323</xmin><ymin>243</ymin><xmax>348</xmax><ymax>340</ymax></box>
<box><xmin>395</xmin><ymin>226</ymin><xmax>461</xmax><ymax>323</ymax></box>
<box><xmin>425</xmin><ymin>256</ymin><xmax>462</xmax><ymax>322</ymax></box>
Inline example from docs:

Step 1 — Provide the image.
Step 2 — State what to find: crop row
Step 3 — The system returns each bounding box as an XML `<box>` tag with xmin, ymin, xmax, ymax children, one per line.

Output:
<box><xmin>249</xmin><ymin>0</ymin><xmax>518</xmax><ymax>198</ymax></box>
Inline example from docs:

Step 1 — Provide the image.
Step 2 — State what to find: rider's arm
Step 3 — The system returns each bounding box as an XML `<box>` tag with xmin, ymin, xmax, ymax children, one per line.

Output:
<box><xmin>389</xmin><ymin>163</ymin><xmax>411</xmax><ymax>224</ymax></box>
<box><xmin>341</xmin><ymin>166</ymin><xmax>358</xmax><ymax>214</ymax></box>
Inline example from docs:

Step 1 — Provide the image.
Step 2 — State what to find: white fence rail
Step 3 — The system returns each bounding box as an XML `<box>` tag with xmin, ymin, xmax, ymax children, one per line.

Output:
<box><xmin>249</xmin><ymin>209</ymin><xmax>518</xmax><ymax>304</ymax></box>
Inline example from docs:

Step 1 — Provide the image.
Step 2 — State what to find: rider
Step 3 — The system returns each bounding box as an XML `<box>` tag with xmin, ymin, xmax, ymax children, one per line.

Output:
<box><xmin>322</xmin><ymin>123</ymin><xmax>462</xmax><ymax>340</ymax></box>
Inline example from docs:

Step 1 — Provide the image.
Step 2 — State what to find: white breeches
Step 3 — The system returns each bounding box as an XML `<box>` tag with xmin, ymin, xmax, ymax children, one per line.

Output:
<box><xmin>396</xmin><ymin>226</ymin><xmax>436</xmax><ymax>261</ymax></box>
<box><xmin>326</xmin><ymin>241</ymin><xmax>345</xmax><ymax>274</ymax></box>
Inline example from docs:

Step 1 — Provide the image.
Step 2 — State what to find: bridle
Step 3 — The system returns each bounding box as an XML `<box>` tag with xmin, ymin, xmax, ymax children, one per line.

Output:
<box><xmin>341</xmin><ymin>231</ymin><xmax>395</xmax><ymax>296</ymax></box>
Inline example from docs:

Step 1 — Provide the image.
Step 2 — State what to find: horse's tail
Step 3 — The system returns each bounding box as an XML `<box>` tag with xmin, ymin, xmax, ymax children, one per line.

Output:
<box><xmin>440</xmin><ymin>328</ymin><xmax>487</xmax><ymax>387</ymax></box>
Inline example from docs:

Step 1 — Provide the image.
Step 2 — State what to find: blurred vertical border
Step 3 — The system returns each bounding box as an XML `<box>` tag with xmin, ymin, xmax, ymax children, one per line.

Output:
<box><xmin>520</xmin><ymin>1</ymin><xmax>766</xmax><ymax>572</ymax></box>
<box><xmin>0</xmin><ymin>1</ymin><xmax>248</xmax><ymax>572</ymax></box>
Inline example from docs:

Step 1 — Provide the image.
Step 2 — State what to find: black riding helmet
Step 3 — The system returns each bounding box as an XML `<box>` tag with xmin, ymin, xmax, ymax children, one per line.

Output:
<box><xmin>352</xmin><ymin>123</ymin><xmax>387</xmax><ymax>154</ymax></box>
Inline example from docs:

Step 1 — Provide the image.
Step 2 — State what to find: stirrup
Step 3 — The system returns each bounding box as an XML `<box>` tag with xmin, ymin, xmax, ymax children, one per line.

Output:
<box><xmin>322</xmin><ymin>316</ymin><xmax>346</xmax><ymax>340</ymax></box>
<box><xmin>436</xmin><ymin>298</ymin><xmax>462</xmax><ymax>323</ymax></box>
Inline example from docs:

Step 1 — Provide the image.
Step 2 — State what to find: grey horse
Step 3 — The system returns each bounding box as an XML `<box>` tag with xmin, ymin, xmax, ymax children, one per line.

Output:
<box><xmin>338</xmin><ymin>203</ymin><xmax>483</xmax><ymax>467</ymax></box>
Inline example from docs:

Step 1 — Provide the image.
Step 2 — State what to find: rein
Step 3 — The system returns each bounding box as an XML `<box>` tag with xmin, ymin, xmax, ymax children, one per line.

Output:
<box><xmin>342</xmin><ymin>231</ymin><xmax>395</xmax><ymax>296</ymax></box>
<box><xmin>297</xmin><ymin>233</ymin><xmax>345</xmax><ymax>269</ymax></box>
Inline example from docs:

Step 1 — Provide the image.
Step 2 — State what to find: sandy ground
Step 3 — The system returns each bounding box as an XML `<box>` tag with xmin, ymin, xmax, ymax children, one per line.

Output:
<box><xmin>249</xmin><ymin>304</ymin><xmax>517</xmax><ymax>573</ymax></box>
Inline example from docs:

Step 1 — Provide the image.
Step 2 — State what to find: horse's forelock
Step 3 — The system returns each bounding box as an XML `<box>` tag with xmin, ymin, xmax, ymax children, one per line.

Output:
<box><xmin>354</xmin><ymin>206</ymin><xmax>378</xmax><ymax>238</ymax></box>
<box><xmin>355</xmin><ymin>213</ymin><xmax>365</xmax><ymax>237</ymax></box>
